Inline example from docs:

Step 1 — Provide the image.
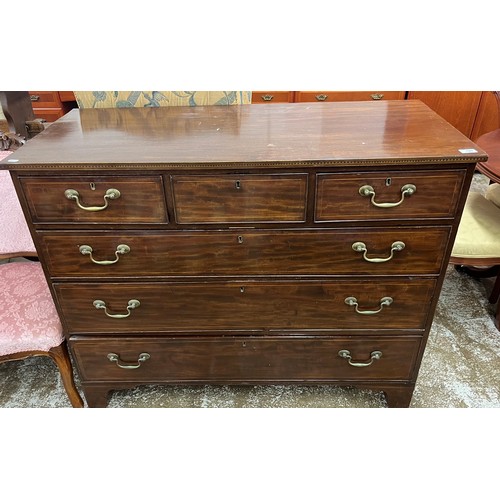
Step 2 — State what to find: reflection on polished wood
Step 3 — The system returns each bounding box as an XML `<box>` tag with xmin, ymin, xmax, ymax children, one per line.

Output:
<box><xmin>407</xmin><ymin>91</ymin><xmax>483</xmax><ymax>137</ymax></box>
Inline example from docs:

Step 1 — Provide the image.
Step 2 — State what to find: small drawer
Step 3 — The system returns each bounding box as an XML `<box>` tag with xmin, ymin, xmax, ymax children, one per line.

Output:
<box><xmin>295</xmin><ymin>91</ymin><xmax>406</xmax><ymax>102</ymax></box>
<box><xmin>171</xmin><ymin>174</ymin><xmax>307</xmax><ymax>224</ymax></box>
<box><xmin>39</xmin><ymin>226</ymin><xmax>451</xmax><ymax>278</ymax></box>
<box><xmin>315</xmin><ymin>170</ymin><xmax>466</xmax><ymax>221</ymax></box>
<box><xmin>252</xmin><ymin>91</ymin><xmax>295</xmax><ymax>103</ymax></box>
<box><xmin>59</xmin><ymin>91</ymin><xmax>76</xmax><ymax>102</ymax></box>
<box><xmin>19</xmin><ymin>175</ymin><xmax>167</xmax><ymax>224</ymax></box>
<box><xmin>70</xmin><ymin>335</ymin><xmax>422</xmax><ymax>382</ymax></box>
<box><xmin>54</xmin><ymin>279</ymin><xmax>436</xmax><ymax>333</ymax></box>
<box><xmin>29</xmin><ymin>91</ymin><xmax>61</xmax><ymax>108</ymax></box>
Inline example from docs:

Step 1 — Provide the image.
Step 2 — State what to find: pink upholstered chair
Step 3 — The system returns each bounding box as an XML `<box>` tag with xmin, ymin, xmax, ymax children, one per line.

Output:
<box><xmin>0</xmin><ymin>163</ymin><xmax>37</xmax><ymax>258</ymax></box>
<box><xmin>0</xmin><ymin>150</ymin><xmax>83</xmax><ymax>407</ymax></box>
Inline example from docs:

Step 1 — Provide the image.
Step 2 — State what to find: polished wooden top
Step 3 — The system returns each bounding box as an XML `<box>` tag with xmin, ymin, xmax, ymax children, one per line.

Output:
<box><xmin>0</xmin><ymin>101</ymin><xmax>487</xmax><ymax>169</ymax></box>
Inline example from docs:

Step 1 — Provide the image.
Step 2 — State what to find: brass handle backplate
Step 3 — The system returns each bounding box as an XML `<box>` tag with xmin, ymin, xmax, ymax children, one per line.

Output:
<box><xmin>65</xmin><ymin>188</ymin><xmax>121</xmax><ymax>211</ymax></box>
<box><xmin>359</xmin><ymin>184</ymin><xmax>416</xmax><ymax>208</ymax></box>
<box><xmin>352</xmin><ymin>241</ymin><xmax>405</xmax><ymax>263</ymax></box>
<box><xmin>261</xmin><ymin>94</ymin><xmax>274</xmax><ymax>101</ymax></box>
<box><xmin>345</xmin><ymin>296</ymin><xmax>393</xmax><ymax>315</ymax></box>
<box><xmin>93</xmin><ymin>299</ymin><xmax>140</xmax><ymax>319</ymax></box>
<box><xmin>370</xmin><ymin>93</ymin><xmax>384</xmax><ymax>100</ymax></box>
<box><xmin>30</xmin><ymin>95</ymin><xmax>40</xmax><ymax>101</ymax></box>
<box><xmin>107</xmin><ymin>352</ymin><xmax>150</xmax><ymax>369</ymax></box>
<box><xmin>338</xmin><ymin>350</ymin><xmax>382</xmax><ymax>367</ymax></box>
<box><xmin>79</xmin><ymin>244</ymin><xmax>130</xmax><ymax>265</ymax></box>
<box><xmin>315</xmin><ymin>94</ymin><xmax>328</xmax><ymax>101</ymax></box>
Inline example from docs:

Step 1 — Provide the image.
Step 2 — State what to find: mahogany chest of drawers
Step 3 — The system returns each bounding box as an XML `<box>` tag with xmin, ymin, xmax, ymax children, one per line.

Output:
<box><xmin>1</xmin><ymin>101</ymin><xmax>487</xmax><ymax>407</ymax></box>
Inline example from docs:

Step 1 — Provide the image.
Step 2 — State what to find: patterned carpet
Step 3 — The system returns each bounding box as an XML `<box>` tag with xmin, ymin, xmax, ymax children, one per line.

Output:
<box><xmin>0</xmin><ymin>174</ymin><xmax>499</xmax><ymax>408</ymax></box>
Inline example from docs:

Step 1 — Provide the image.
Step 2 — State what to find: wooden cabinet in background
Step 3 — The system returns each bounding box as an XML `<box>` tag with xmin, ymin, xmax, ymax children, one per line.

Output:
<box><xmin>252</xmin><ymin>91</ymin><xmax>406</xmax><ymax>104</ymax></box>
<box><xmin>28</xmin><ymin>91</ymin><xmax>76</xmax><ymax>122</ymax></box>
<box><xmin>294</xmin><ymin>91</ymin><xmax>406</xmax><ymax>102</ymax></box>
<box><xmin>470</xmin><ymin>91</ymin><xmax>499</xmax><ymax>141</ymax></box>
<box><xmin>407</xmin><ymin>91</ymin><xmax>483</xmax><ymax>138</ymax></box>
<box><xmin>251</xmin><ymin>91</ymin><xmax>295</xmax><ymax>103</ymax></box>
<box><xmin>58</xmin><ymin>91</ymin><xmax>77</xmax><ymax>103</ymax></box>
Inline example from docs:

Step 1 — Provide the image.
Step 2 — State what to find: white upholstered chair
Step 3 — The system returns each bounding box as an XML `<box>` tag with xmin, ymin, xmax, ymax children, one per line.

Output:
<box><xmin>450</xmin><ymin>183</ymin><xmax>500</xmax><ymax>330</ymax></box>
<box><xmin>449</xmin><ymin>92</ymin><xmax>500</xmax><ymax>330</ymax></box>
<box><xmin>0</xmin><ymin>151</ymin><xmax>83</xmax><ymax>407</ymax></box>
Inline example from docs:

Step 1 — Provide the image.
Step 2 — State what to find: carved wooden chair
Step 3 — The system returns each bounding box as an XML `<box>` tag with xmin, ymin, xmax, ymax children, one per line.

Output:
<box><xmin>0</xmin><ymin>152</ymin><xmax>83</xmax><ymax>407</ymax></box>
<box><xmin>450</xmin><ymin>92</ymin><xmax>500</xmax><ymax>330</ymax></box>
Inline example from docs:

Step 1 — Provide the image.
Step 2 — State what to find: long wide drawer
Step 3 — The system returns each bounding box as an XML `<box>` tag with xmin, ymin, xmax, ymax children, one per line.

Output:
<box><xmin>54</xmin><ymin>279</ymin><xmax>436</xmax><ymax>333</ymax></box>
<box><xmin>315</xmin><ymin>170</ymin><xmax>466</xmax><ymax>221</ymax></box>
<box><xmin>70</xmin><ymin>335</ymin><xmax>422</xmax><ymax>382</ymax></box>
<box><xmin>171</xmin><ymin>173</ymin><xmax>308</xmax><ymax>223</ymax></box>
<box><xmin>39</xmin><ymin>227</ymin><xmax>451</xmax><ymax>278</ymax></box>
<box><xmin>19</xmin><ymin>176</ymin><xmax>167</xmax><ymax>223</ymax></box>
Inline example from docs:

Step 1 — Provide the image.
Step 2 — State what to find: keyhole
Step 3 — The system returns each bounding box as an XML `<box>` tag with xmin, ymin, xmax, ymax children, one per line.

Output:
<box><xmin>235</xmin><ymin>180</ymin><xmax>241</xmax><ymax>189</ymax></box>
<box><xmin>240</xmin><ymin>287</ymin><xmax>245</xmax><ymax>293</ymax></box>
<box><xmin>385</xmin><ymin>178</ymin><xmax>392</xmax><ymax>187</ymax></box>
<box><xmin>237</xmin><ymin>235</ymin><xmax>244</xmax><ymax>244</ymax></box>
<box><xmin>90</xmin><ymin>182</ymin><xmax>96</xmax><ymax>190</ymax></box>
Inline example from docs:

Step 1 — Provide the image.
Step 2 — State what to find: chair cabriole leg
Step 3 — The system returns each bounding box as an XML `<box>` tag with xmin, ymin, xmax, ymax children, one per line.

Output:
<box><xmin>48</xmin><ymin>343</ymin><xmax>84</xmax><ymax>408</ymax></box>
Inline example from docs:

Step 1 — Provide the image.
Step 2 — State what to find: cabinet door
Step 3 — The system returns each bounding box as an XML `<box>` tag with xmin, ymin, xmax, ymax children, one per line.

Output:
<box><xmin>407</xmin><ymin>91</ymin><xmax>482</xmax><ymax>138</ymax></box>
<box><xmin>59</xmin><ymin>91</ymin><xmax>76</xmax><ymax>102</ymax></box>
<box><xmin>470</xmin><ymin>91</ymin><xmax>500</xmax><ymax>141</ymax></box>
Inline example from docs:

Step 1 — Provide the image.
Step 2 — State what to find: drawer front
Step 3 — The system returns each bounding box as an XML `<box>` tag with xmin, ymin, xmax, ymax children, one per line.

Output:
<box><xmin>29</xmin><ymin>91</ymin><xmax>61</xmax><ymax>108</ymax></box>
<box><xmin>20</xmin><ymin>176</ymin><xmax>167</xmax><ymax>223</ymax></box>
<box><xmin>252</xmin><ymin>91</ymin><xmax>295</xmax><ymax>103</ymax></box>
<box><xmin>315</xmin><ymin>171</ymin><xmax>466</xmax><ymax>221</ymax></box>
<box><xmin>70</xmin><ymin>335</ymin><xmax>421</xmax><ymax>382</ymax></box>
<box><xmin>32</xmin><ymin>108</ymin><xmax>66</xmax><ymax>122</ymax></box>
<box><xmin>40</xmin><ymin>227</ymin><xmax>451</xmax><ymax>278</ymax></box>
<box><xmin>55</xmin><ymin>279</ymin><xmax>436</xmax><ymax>333</ymax></box>
<box><xmin>171</xmin><ymin>174</ymin><xmax>307</xmax><ymax>223</ymax></box>
<box><xmin>59</xmin><ymin>91</ymin><xmax>76</xmax><ymax>102</ymax></box>
<box><xmin>294</xmin><ymin>91</ymin><xmax>406</xmax><ymax>102</ymax></box>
